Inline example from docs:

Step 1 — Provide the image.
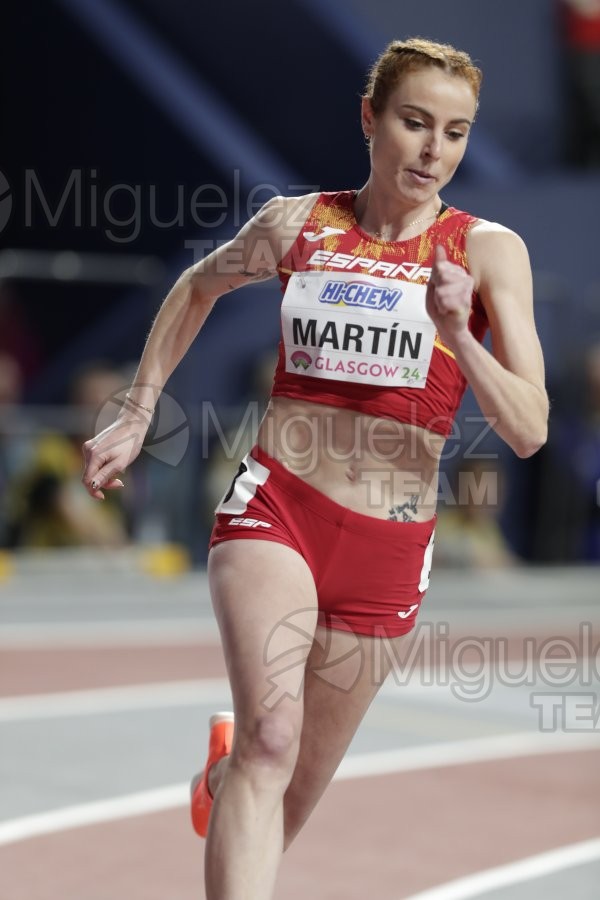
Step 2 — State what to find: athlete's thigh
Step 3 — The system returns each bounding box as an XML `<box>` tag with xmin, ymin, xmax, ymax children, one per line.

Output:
<box><xmin>297</xmin><ymin>625</ymin><xmax>394</xmax><ymax>779</ymax></box>
<box><xmin>283</xmin><ymin>627</ymin><xmax>407</xmax><ymax>842</ymax></box>
<box><xmin>208</xmin><ymin>539</ymin><xmax>319</xmax><ymax>727</ymax></box>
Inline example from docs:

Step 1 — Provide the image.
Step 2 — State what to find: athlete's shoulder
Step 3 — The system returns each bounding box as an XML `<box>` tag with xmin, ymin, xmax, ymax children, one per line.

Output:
<box><xmin>233</xmin><ymin>193</ymin><xmax>318</xmax><ymax>251</ymax></box>
<box><xmin>469</xmin><ymin>218</ymin><xmax>520</xmax><ymax>237</ymax></box>
<box><xmin>467</xmin><ymin>218</ymin><xmax>529</xmax><ymax>256</ymax></box>
<box><xmin>272</xmin><ymin>189</ymin><xmax>355</xmax><ymax>224</ymax></box>
<box><xmin>257</xmin><ymin>192</ymin><xmax>321</xmax><ymax>222</ymax></box>
<box><xmin>466</xmin><ymin>219</ymin><xmax>532</xmax><ymax>292</ymax></box>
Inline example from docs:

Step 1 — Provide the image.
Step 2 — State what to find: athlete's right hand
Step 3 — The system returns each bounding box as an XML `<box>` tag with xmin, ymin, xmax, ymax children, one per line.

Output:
<box><xmin>82</xmin><ymin>410</ymin><xmax>150</xmax><ymax>500</ymax></box>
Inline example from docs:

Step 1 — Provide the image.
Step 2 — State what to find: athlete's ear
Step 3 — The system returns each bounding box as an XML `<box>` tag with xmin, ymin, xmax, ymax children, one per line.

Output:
<box><xmin>361</xmin><ymin>96</ymin><xmax>375</xmax><ymax>139</ymax></box>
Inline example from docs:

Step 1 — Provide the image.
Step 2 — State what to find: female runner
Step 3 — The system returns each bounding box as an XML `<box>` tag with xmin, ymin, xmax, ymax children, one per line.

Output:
<box><xmin>82</xmin><ymin>37</ymin><xmax>548</xmax><ymax>900</ymax></box>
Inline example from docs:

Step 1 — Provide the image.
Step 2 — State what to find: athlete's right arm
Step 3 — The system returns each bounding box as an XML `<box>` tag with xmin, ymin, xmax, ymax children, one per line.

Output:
<box><xmin>82</xmin><ymin>193</ymin><xmax>317</xmax><ymax>499</ymax></box>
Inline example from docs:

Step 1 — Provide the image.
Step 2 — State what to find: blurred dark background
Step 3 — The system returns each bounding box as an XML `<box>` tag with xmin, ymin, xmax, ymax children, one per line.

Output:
<box><xmin>1</xmin><ymin>0</ymin><xmax>599</xmax><ymax>566</ymax></box>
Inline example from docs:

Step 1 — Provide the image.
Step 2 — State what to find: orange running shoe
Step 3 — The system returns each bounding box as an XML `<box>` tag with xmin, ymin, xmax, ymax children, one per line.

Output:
<box><xmin>190</xmin><ymin>711</ymin><xmax>235</xmax><ymax>837</ymax></box>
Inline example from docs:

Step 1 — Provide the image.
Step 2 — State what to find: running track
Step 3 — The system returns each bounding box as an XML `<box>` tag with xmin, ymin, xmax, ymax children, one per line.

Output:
<box><xmin>1</xmin><ymin>558</ymin><xmax>599</xmax><ymax>899</ymax></box>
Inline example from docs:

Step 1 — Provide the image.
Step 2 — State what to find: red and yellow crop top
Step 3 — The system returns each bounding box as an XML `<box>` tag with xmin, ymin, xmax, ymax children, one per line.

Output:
<box><xmin>271</xmin><ymin>190</ymin><xmax>488</xmax><ymax>437</ymax></box>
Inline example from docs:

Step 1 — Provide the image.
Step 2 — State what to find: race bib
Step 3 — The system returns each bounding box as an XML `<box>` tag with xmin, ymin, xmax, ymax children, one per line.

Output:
<box><xmin>281</xmin><ymin>270</ymin><xmax>436</xmax><ymax>389</ymax></box>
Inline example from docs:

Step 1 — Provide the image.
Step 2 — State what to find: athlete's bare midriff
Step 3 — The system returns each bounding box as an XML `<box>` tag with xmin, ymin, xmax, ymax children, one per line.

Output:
<box><xmin>256</xmin><ymin>396</ymin><xmax>444</xmax><ymax>522</ymax></box>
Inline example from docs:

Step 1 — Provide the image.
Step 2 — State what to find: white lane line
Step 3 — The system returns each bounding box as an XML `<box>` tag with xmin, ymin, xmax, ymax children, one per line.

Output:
<box><xmin>334</xmin><ymin>730</ymin><xmax>600</xmax><ymax>780</ymax></box>
<box><xmin>403</xmin><ymin>838</ymin><xmax>600</xmax><ymax>899</ymax></box>
<box><xmin>0</xmin><ymin>679</ymin><xmax>232</xmax><ymax>721</ymax></box>
<box><xmin>0</xmin><ymin>674</ymin><xmax>461</xmax><ymax>723</ymax></box>
<box><xmin>0</xmin><ymin>620</ymin><xmax>220</xmax><ymax>647</ymax></box>
<box><xmin>1</xmin><ymin>673</ymin><xmax>599</xmax><ymax>723</ymax></box>
<box><xmin>3</xmin><ymin>670</ymin><xmax>599</xmax><ymax>722</ymax></box>
<box><xmin>0</xmin><ymin>732</ymin><xmax>598</xmax><ymax>848</ymax></box>
<box><xmin>1</xmin><ymin>617</ymin><xmax>597</xmax><ymax>648</ymax></box>
<box><xmin>0</xmin><ymin>786</ymin><xmax>189</xmax><ymax>849</ymax></box>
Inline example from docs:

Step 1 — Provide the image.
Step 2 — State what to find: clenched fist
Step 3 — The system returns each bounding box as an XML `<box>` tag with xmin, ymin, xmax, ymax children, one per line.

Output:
<box><xmin>425</xmin><ymin>245</ymin><xmax>474</xmax><ymax>349</ymax></box>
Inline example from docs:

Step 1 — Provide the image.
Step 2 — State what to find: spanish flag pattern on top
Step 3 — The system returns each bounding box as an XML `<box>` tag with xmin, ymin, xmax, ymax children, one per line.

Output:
<box><xmin>272</xmin><ymin>190</ymin><xmax>488</xmax><ymax>437</ymax></box>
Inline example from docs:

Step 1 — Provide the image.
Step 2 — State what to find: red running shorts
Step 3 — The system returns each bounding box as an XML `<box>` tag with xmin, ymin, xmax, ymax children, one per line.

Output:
<box><xmin>209</xmin><ymin>446</ymin><xmax>436</xmax><ymax>638</ymax></box>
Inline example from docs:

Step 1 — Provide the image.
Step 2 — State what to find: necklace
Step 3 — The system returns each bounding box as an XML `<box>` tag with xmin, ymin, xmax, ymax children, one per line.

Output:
<box><xmin>373</xmin><ymin>207</ymin><xmax>440</xmax><ymax>239</ymax></box>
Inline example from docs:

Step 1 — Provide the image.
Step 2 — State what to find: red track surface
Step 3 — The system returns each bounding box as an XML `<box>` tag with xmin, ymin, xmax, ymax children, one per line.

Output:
<box><xmin>1</xmin><ymin>637</ymin><xmax>599</xmax><ymax>899</ymax></box>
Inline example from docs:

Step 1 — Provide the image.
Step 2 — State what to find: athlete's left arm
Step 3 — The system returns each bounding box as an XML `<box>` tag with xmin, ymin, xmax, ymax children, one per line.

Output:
<box><xmin>427</xmin><ymin>224</ymin><xmax>549</xmax><ymax>457</ymax></box>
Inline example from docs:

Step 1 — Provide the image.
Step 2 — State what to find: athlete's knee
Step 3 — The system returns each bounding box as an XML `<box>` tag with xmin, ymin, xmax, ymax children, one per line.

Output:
<box><xmin>250</xmin><ymin>712</ymin><xmax>299</xmax><ymax>765</ymax></box>
<box><xmin>235</xmin><ymin>712</ymin><xmax>301</xmax><ymax>779</ymax></box>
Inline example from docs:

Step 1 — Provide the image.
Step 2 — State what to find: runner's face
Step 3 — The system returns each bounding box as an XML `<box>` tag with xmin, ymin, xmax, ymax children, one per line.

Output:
<box><xmin>363</xmin><ymin>68</ymin><xmax>477</xmax><ymax>202</ymax></box>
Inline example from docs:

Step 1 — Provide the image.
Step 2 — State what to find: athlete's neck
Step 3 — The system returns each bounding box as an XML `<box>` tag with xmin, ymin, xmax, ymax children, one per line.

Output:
<box><xmin>354</xmin><ymin>185</ymin><xmax>441</xmax><ymax>241</ymax></box>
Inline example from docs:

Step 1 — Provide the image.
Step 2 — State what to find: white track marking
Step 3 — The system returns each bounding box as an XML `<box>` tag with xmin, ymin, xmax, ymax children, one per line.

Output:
<box><xmin>334</xmin><ymin>731</ymin><xmax>600</xmax><ymax>780</ymax></box>
<box><xmin>0</xmin><ymin>786</ymin><xmax>188</xmax><ymax>848</ymax></box>
<box><xmin>0</xmin><ymin>679</ymin><xmax>232</xmax><ymax>721</ymax></box>
<box><xmin>2</xmin><ymin>665</ymin><xmax>598</xmax><ymax>721</ymax></box>
<box><xmin>0</xmin><ymin>620</ymin><xmax>219</xmax><ymax>647</ymax></box>
<box><xmin>0</xmin><ymin>733</ymin><xmax>598</xmax><ymax>847</ymax></box>
<box><xmin>403</xmin><ymin>838</ymin><xmax>600</xmax><ymax>899</ymax></box>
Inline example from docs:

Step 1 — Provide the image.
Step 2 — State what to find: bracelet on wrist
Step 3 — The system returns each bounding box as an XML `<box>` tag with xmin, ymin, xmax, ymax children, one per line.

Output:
<box><xmin>124</xmin><ymin>393</ymin><xmax>155</xmax><ymax>416</ymax></box>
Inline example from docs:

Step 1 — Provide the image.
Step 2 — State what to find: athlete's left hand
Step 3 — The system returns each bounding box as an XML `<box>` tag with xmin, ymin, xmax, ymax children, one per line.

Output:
<box><xmin>426</xmin><ymin>245</ymin><xmax>474</xmax><ymax>348</ymax></box>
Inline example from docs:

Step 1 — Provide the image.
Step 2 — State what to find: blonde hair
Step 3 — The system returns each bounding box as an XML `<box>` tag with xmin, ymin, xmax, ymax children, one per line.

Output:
<box><xmin>364</xmin><ymin>37</ymin><xmax>482</xmax><ymax>114</ymax></box>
